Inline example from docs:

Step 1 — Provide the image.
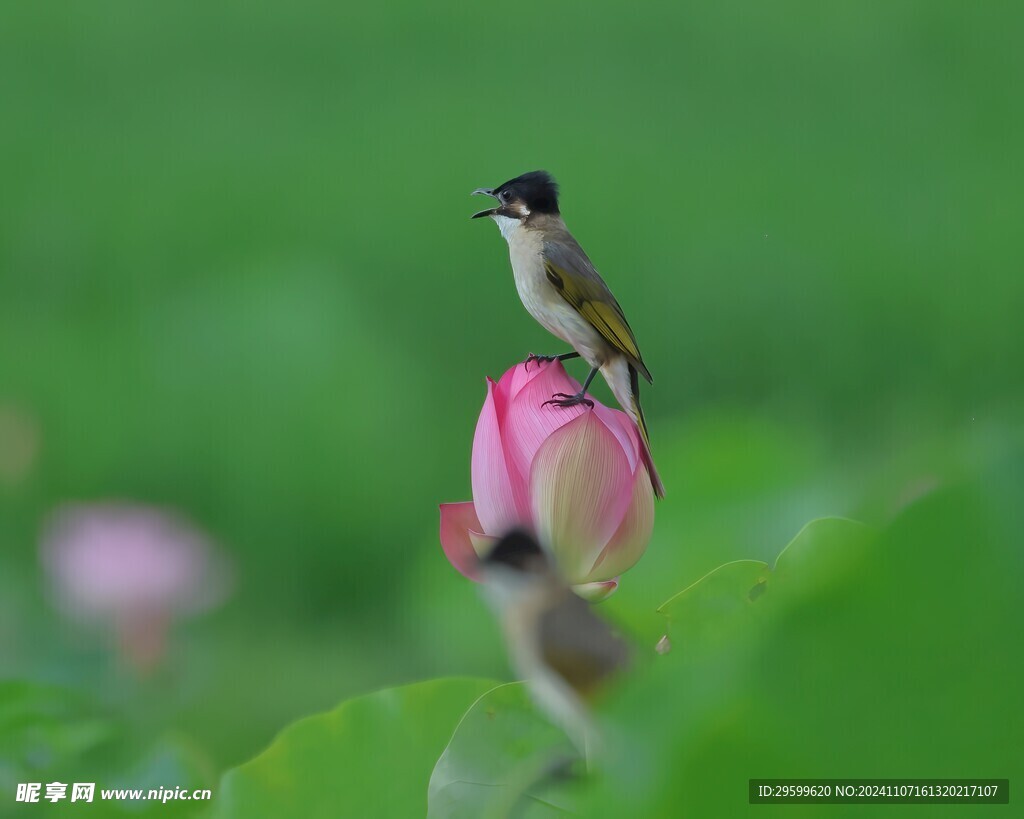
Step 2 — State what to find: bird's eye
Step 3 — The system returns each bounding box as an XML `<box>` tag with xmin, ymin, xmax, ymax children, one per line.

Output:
<box><xmin>500</xmin><ymin>190</ymin><xmax>512</xmax><ymax>202</ymax></box>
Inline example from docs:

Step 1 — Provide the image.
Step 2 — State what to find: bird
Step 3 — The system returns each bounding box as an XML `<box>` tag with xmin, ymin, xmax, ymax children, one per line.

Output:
<box><xmin>472</xmin><ymin>170</ymin><xmax>665</xmax><ymax>498</ymax></box>
<box><xmin>478</xmin><ymin>528</ymin><xmax>630</xmax><ymax>754</ymax></box>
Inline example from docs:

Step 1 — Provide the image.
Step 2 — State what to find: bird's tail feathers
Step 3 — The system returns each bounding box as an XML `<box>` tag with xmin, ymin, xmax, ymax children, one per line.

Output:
<box><xmin>602</xmin><ymin>360</ymin><xmax>666</xmax><ymax>498</ymax></box>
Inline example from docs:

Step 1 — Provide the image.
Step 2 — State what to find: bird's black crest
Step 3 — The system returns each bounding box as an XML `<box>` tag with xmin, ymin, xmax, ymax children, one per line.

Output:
<box><xmin>494</xmin><ymin>170</ymin><xmax>560</xmax><ymax>214</ymax></box>
<box><xmin>484</xmin><ymin>529</ymin><xmax>545</xmax><ymax>571</ymax></box>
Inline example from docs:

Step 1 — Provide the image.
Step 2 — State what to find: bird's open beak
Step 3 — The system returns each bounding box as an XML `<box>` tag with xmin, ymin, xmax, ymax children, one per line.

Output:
<box><xmin>471</xmin><ymin>187</ymin><xmax>498</xmax><ymax>219</ymax></box>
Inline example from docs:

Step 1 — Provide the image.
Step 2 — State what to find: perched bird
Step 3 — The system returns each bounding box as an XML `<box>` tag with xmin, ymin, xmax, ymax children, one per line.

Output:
<box><xmin>479</xmin><ymin>528</ymin><xmax>630</xmax><ymax>754</ymax></box>
<box><xmin>472</xmin><ymin>170</ymin><xmax>665</xmax><ymax>497</ymax></box>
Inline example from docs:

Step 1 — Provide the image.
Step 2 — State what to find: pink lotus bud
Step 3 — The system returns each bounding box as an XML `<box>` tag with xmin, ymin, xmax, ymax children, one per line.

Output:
<box><xmin>39</xmin><ymin>502</ymin><xmax>232</xmax><ymax>673</ymax></box>
<box><xmin>440</xmin><ymin>360</ymin><xmax>654</xmax><ymax>597</ymax></box>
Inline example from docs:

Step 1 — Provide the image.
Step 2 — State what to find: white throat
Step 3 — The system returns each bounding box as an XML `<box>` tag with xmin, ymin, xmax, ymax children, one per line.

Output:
<box><xmin>492</xmin><ymin>214</ymin><xmax>523</xmax><ymax>244</ymax></box>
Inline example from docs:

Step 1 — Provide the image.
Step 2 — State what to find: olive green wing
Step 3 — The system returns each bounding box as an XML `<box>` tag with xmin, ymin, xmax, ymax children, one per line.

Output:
<box><xmin>543</xmin><ymin>237</ymin><xmax>652</xmax><ymax>383</ymax></box>
<box><xmin>539</xmin><ymin>590</ymin><xmax>630</xmax><ymax>698</ymax></box>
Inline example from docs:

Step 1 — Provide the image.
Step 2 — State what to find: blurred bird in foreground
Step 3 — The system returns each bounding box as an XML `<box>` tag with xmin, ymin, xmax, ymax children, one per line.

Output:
<box><xmin>479</xmin><ymin>529</ymin><xmax>630</xmax><ymax>755</ymax></box>
<box><xmin>472</xmin><ymin>170</ymin><xmax>665</xmax><ymax>497</ymax></box>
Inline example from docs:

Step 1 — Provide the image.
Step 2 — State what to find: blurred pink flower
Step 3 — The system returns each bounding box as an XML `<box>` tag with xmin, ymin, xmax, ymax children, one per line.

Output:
<box><xmin>40</xmin><ymin>502</ymin><xmax>232</xmax><ymax>672</ymax></box>
<box><xmin>439</xmin><ymin>360</ymin><xmax>655</xmax><ymax>601</ymax></box>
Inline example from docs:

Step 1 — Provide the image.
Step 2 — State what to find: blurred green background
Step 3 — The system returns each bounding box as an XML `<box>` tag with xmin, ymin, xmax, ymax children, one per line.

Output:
<box><xmin>1</xmin><ymin>0</ymin><xmax>1021</xmax><ymax>812</ymax></box>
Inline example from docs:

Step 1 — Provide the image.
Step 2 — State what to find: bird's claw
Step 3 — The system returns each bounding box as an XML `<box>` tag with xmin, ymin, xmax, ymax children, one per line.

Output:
<box><xmin>542</xmin><ymin>392</ymin><xmax>594</xmax><ymax>409</ymax></box>
<box><xmin>525</xmin><ymin>353</ymin><xmax>557</xmax><ymax>370</ymax></box>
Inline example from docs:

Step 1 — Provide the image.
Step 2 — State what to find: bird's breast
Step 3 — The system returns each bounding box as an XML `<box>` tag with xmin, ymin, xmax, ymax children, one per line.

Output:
<box><xmin>508</xmin><ymin>238</ymin><xmax>562</xmax><ymax>331</ymax></box>
<box><xmin>507</xmin><ymin>232</ymin><xmax>608</xmax><ymax>365</ymax></box>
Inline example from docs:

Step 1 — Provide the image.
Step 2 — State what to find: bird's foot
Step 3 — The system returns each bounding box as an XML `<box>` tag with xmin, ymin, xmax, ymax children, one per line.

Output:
<box><xmin>525</xmin><ymin>352</ymin><xmax>557</xmax><ymax>370</ymax></box>
<box><xmin>542</xmin><ymin>391</ymin><xmax>594</xmax><ymax>410</ymax></box>
<box><xmin>525</xmin><ymin>351</ymin><xmax>581</xmax><ymax>370</ymax></box>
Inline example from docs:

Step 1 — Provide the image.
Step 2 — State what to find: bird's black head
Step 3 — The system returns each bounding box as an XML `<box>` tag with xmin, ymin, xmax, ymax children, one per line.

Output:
<box><xmin>471</xmin><ymin>170</ymin><xmax>560</xmax><ymax>220</ymax></box>
<box><xmin>494</xmin><ymin>171</ymin><xmax>560</xmax><ymax>214</ymax></box>
<box><xmin>482</xmin><ymin>529</ymin><xmax>548</xmax><ymax>573</ymax></box>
